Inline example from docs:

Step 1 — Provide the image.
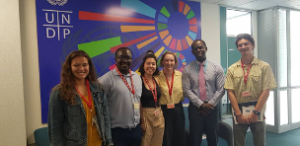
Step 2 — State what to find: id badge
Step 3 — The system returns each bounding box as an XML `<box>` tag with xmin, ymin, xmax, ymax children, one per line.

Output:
<box><xmin>154</xmin><ymin>109</ymin><xmax>159</xmax><ymax>116</ymax></box>
<box><xmin>167</xmin><ymin>104</ymin><xmax>175</xmax><ymax>109</ymax></box>
<box><xmin>92</xmin><ymin>116</ymin><xmax>97</xmax><ymax>127</ymax></box>
<box><xmin>134</xmin><ymin>103</ymin><xmax>139</xmax><ymax>109</ymax></box>
<box><xmin>241</xmin><ymin>91</ymin><xmax>251</xmax><ymax>97</ymax></box>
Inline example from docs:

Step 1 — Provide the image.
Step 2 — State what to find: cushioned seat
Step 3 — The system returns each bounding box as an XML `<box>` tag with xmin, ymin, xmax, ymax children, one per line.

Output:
<box><xmin>34</xmin><ymin>127</ymin><xmax>50</xmax><ymax>146</ymax></box>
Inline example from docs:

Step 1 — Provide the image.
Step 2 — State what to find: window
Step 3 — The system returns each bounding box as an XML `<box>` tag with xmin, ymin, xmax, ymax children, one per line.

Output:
<box><xmin>226</xmin><ymin>10</ymin><xmax>251</xmax><ymax>36</ymax></box>
<box><xmin>280</xmin><ymin>90</ymin><xmax>288</xmax><ymax>125</ymax></box>
<box><xmin>291</xmin><ymin>89</ymin><xmax>300</xmax><ymax>123</ymax></box>
<box><xmin>278</xmin><ymin>9</ymin><xmax>287</xmax><ymax>87</ymax></box>
<box><xmin>290</xmin><ymin>11</ymin><xmax>300</xmax><ymax>87</ymax></box>
<box><xmin>265</xmin><ymin>91</ymin><xmax>275</xmax><ymax>126</ymax></box>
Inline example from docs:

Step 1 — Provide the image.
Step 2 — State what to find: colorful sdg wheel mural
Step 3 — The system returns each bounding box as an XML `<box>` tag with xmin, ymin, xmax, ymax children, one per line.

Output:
<box><xmin>36</xmin><ymin>0</ymin><xmax>200</xmax><ymax>123</ymax></box>
<box><xmin>76</xmin><ymin>0</ymin><xmax>199</xmax><ymax>74</ymax></box>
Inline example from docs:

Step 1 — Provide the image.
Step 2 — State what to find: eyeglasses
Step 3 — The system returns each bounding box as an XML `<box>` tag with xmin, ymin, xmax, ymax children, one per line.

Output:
<box><xmin>116</xmin><ymin>56</ymin><xmax>133</xmax><ymax>61</ymax></box>
<box><xmin>192</xmin><ymin>46</ymin><xmax>205</xmax><ymax>50</ymax></box>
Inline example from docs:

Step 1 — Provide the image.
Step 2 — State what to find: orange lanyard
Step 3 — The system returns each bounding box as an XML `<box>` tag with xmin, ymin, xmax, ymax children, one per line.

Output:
<box><xmin>241</xmin><ymin>61</ymin><xmax>252</xmax><ymax>86</ymax></box>
<box><xmin>143</xmin><ymin>76</ymin><xmax>157</xmax><ymax>107</ymax></box>
<box><xmin>163</xmin><ymin>69</ymin><xmax>174</xmax><ymax>99</ymax></box>
<box><xmin>115</xmin><ymin>68</ymin><xmax>135</xmax><ymax>95</ymax></box>
<box><xmin>76</xmin><ymin>80</ymin><xmax>93</xmax><ymax>112</ymax></box>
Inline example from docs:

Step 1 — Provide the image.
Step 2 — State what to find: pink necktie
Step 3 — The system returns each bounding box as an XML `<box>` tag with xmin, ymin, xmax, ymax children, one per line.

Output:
<box><xmin>199</xmin><ymin>63</ymin><xmax>207</xmax><ymax>101</ymax></box>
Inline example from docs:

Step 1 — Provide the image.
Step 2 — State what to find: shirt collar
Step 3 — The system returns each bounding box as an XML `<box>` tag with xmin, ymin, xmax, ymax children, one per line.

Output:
<box><xmin>195</xmin><ymin>59</ymin><xmax>207</xmax><ymax>66</ymax></box>
<box><xmin>112</xmin><ymin>68</ymin><xmax>135</xmax><ymax>76</ymax></box>
<box><xmin>237</xmin><ymin>57</ymin><xmax>259</xmax><ymax>67</ymax></box>
<box><xmin>159</xmin><ymin>70</ymin><xmax>180</xmax><ymax>77</ymax></box>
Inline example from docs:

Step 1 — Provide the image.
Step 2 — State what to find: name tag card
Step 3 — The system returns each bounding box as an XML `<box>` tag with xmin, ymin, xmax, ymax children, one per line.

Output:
<box><xmin>154</xmin><ymin>110</ymin><xmax>159</xmax><ymax>116</ymax></box>
<box><xmin>134</xmin><ymin>103</ymin><xmax>139</xmax><ymax>109</ymax></box>
<box><xmin>167</xmin><ymin>104</ymin><xmax>175</xmax><ymax>109</ymax></box>
<box><xmin>241</xmin><ymin>91</ymin><xmax>251</xmax><ymax>97</ymax></box>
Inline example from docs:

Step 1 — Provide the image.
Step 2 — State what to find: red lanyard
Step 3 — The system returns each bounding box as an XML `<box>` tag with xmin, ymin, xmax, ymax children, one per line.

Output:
<box><xmin>115</xmin><ymin>67</ymin><xmax>135</xmax><ymax>95</ymax></box>
<box><xmin>163</xmin><ymin>69</ymin><xmax>174</xmax><ymax>99</ymax></box>
<box><xmin>241</xmin><ymin>61</ymin><xmax>252</xmax><ymax>86</ymax></box>
<box><xmin>76</xmin><ymin>80</ymin><xmax>93</xmax><ymax>112</ymax></box>
<box><xmin>143</xmin><ymin>76</ymin><xmax>157</xmax><ymax>107</ymax></box>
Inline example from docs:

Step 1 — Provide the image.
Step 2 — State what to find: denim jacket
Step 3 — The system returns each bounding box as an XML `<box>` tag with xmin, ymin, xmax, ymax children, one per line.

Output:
<box><xmin>48</xmin><ymin>82</ymin><xmax>113</xmax><ymax>146</ymax></box>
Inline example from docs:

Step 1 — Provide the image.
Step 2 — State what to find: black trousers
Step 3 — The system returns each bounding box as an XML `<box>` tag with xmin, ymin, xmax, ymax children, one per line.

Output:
<box><xmin>111</xmin><ymin>124</ymin><xmax>142</xmax><ymax>146</ymax></box>
<box><xmin>188</xmin><ymin>103</ymin><xmax>219</xmax><ymax>146</ymax></box>
<box><xmin>161</xmin><ymin>103</ymin><xmax>186</xmax><ymax>146</ymax></box>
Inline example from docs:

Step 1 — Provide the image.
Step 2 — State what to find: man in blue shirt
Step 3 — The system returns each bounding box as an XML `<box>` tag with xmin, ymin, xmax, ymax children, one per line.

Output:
<box><xmin>182</xmin><ymin>39</ymin><xmax>225</xmax><ymax>146</ymax></box>
<box><xmin>99</xmin><ymin>47</ymin><xmax>142</xmax><ymax>146</ymax></box>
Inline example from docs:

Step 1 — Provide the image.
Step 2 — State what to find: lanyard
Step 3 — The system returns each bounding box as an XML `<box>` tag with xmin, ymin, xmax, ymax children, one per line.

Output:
<box><xmin>241</xmin><ymin>60</ymin><xmax>252</xmax><ymax>86</ymax></box>
<box><xmin>195</xmin><ymin>60</ymin><xmax>208</xmax><ymax>73</ymax></box>
<box><xmin>115</xmin><ymin>67</ymin><xmax>135</xmax><ymax>95</ymax></box>
<box><xmin>163</xmin><ymin>69</ymin><xmax>174</xmax><ymax>99</ymax></box>
<box><xmin>76</xmin><ymin>79</ymin><xmax>93</xmax><ymax>113</ymax></box>
<box><xmin>143</xmin><ymin>76</ymin><xmax>157</xmax><ymax>107</ymax></box>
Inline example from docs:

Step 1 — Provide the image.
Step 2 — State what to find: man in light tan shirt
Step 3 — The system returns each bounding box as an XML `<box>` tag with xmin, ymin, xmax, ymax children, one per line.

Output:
<box><xmin>224</xmin><ymin>33</ymin><xmax>277</xmax><ymax>146</ymax></box>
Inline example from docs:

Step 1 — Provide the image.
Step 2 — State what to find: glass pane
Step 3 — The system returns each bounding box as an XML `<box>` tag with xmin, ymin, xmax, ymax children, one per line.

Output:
<box><xmin>291</xmin><ymin>88</ymin><xmax>300</xmax><ymax>123</ymax></box>
<box><xmin>226</xmin><ymin>10</ymin><xmax>251</xmax><ymax>36</ymax></box>
<box><xmin>290</xmin><ymin>11</ymin><xmax>300</xmax><ymax>86</ymax></box>
<box><xmin>265</xmin><ymin>91</ymin><xmax>275</xmax><ymax>126</ymax></box>
<box><xmin>278</xmin><ymin>9</ymin><xmax>287</xmax><ymax>87</ymax></box>
<box><xmin>280</xmin><ymin>90</ymin><xmax>288</xmax><ymax>125</ymax></box>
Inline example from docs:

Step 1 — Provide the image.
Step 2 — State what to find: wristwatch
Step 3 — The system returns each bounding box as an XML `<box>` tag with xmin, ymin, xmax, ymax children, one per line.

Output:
<box><xmin>253</xmin><ymin>110</ymin><xmax>261</xmax><ymax>115</ymax></box>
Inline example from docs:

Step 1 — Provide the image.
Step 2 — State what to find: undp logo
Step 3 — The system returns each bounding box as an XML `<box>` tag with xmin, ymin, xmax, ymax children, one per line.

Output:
<box><xmin>47</xmin><ymin>0</ymin><xmax>68</xmax><ymax>6</ymax></box>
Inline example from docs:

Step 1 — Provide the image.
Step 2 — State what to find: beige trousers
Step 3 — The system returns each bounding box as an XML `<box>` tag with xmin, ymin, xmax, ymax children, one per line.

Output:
<box><xmin>141</xmin><ymin>107</ymin><xmax>165</xmax><ymax>146</ymax></box>
<box><xmin>233</xmin><ymin>121</ymin><xmax>266</xmax><ymax>146</ymax></box>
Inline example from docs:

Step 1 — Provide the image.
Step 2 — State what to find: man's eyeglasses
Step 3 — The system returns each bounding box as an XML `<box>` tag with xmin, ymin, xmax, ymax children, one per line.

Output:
<box><xmin>192</xmin><ymin>46</ymin><xmax>205</xmax><ymax>50</ymax></box>
<box><xmin>116</xmin><ymin>56</ymin><xmax>133</xmax><ymax>61</ymax></box>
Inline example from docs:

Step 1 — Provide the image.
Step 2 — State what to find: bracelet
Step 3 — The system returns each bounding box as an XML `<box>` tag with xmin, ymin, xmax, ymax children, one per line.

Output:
<box><xmin>253</xmin><ymin>110</ymin><xmax>261</xmax><ymax>115</ymax></box>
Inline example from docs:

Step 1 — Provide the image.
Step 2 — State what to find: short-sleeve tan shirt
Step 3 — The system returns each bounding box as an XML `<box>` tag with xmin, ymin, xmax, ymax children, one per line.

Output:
<box><xmin>224</xmin><ymin>57</ymin><xmax>277</xmax><ymax>103</ymax></box>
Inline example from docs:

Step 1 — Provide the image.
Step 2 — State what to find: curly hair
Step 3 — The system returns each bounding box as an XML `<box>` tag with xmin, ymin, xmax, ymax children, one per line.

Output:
<box><xmin>138</xmin><ymin>50</ymin><xmax>159</xmax><ymax>76</ymax></box>
<box><xmin>57</xmin><ymin>50</ymin><xmax>97</xmax><ymax>104</ymax></box>
<box><xmin>159</xmin><ymin>51</ymin><xmax>179</xmax><ymax>69</ymax></box>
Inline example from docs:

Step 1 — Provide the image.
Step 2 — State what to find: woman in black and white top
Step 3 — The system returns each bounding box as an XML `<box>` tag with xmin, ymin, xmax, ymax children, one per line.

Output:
<box><xmin>139</xmin><ymin>50</ymin><xmax>165</xmax><ymax>146</ymax></box>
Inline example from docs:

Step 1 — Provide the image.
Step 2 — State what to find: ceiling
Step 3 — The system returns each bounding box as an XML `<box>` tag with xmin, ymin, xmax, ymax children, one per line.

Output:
<box><xmin>189</xmin><ymin>0</ymin><xmax>300</xmax><ymax>10</ymax></box>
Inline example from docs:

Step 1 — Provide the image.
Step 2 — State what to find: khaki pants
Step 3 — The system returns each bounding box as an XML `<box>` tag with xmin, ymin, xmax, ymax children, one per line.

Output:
<box><xmin>141</xmin><ymin>107</ymin><xmax>165</xmax><ymax>146</ymax></box>
<box><xmin>233</xmin><ymin>121</ymin><xmax>266</xmax><ymax>146</ymax></box>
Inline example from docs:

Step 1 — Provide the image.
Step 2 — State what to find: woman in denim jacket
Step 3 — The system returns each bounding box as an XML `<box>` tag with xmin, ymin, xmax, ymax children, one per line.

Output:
<box><xmin>48</xmin><ymin>50</ymin><xmax>113</xmax><ymax>146</ymax></box>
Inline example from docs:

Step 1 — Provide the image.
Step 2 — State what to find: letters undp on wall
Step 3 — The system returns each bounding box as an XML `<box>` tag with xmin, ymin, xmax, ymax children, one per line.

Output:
<box><xmin>36</xmin><ymin>0</ymin><xmax>201</xmax><ymax>123</ymax></box>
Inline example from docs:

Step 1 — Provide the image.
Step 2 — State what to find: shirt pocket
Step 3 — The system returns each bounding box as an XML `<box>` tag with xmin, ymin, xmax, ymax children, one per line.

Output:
<box><xmin>249</xmin><ymin>73</ymin><xmax>262</xmax><ymax>93</ymax></box>
<box><xmin>250</xmin><ymin>72</ymin><xmax>261</xmax><ymax>86</ymax></box>
<box><xmin>251</xmin><ymin>74</ymin><xmax>260</xmax><ymax>81</ymax></box>
<box><xmin>66</xmin><ymin>103</ymin><xmax>83</xmax><ymax>117</ymax></box>
<box><xmin>93</xmin><ymin>93</ymin><xmax>103</xmax><ymax>105</ymax></box>
<box><xmin>233</xmin><ymin>74</ymin><xmax>243</xmax><ymax>86</ymax></box>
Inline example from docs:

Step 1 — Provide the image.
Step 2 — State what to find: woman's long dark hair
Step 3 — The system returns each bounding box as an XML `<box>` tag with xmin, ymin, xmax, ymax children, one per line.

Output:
<box><xmin>55</xmin><ymin>50</ymin><xmax>97</xmax><ymax>104</ymax></box>
<box><xmin>138</xmin><ymin>50</ymin><xmax>159</xmax><ymax>76</ymax></box>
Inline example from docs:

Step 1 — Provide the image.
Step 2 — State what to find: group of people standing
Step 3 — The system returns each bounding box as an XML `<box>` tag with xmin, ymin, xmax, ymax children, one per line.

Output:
<box><xmin>48</xmin><ymin>33</ymin><xmax>276</xmax><ymax>146</ymax></box>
